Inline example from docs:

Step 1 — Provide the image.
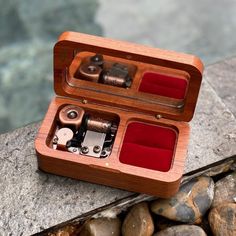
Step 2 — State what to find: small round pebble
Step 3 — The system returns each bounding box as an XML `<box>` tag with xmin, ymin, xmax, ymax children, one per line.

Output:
<box><xmin>208</xmin><ymin>203</ymin><xmax>236</xmax><ymax>236</ymax></box>
<box><xmin>212</xmin><ymin>171</ymin><xmax>236</xmax><ymax>207</ymax></box>
<box><xmin>79</xmin><ymin>217</ymin><xmax>121</xmax><ymax>236</ymax></box>
<box><xmin>151</xmin><ymin>176</ymin><xmax>214</xmax><ymax>223</ymax></box>
<box><xmin>153</xmin><ymin>225</ymin><xmax>207</xmax><ymax>236</ymax></box>
<box><xmin>122</xmin><ymin>202</ymin><xmax>154</xmax><ymax>236</ymax></box>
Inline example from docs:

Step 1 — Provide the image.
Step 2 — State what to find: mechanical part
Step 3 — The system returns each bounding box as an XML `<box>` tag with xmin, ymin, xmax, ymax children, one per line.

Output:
<box><xmin>56</xmin><ymin>104</ymin><xmax>118</xmax><ymax>158</ymax></box>
<box><xmin>90</xmin><ymin>54</ymin><xmax>104</xmax><ymax>67</ymax></box>
<box><xmin>86</xmin><ymin>117</ymin><xmax>112</xmax><ymax>133</ymax></box>
<box><xmin>93</xmin><ymin>145</ymin><xmax>101</xmax><ymax>153</ymax></box>
<box><xmin>53</xmin><ymin>128</ymin><xmax>74</xmax><ymax>150</ymax></box>
<box><xmin>67</xmin><ymin>110</ymin><xmax>77</xmax><ymax>119</ymax></box>
<box><xmin>100</xmin><ymin>63</ymin><xmax>132</xmax><ymax>88</ymax></box>
<box><xmin>78</xmin><ymin>62</ymin><xmax>102</xmax><ymax>83</ymax></box>
<box><xmin>81</xmin><ymin>146</ymin><xmax>89</xmax><ymax>154</ymax></box>
<box><xmin>80</xmin><ymin>130</ymin><xmax>106</xmax><ymax>158</ymax></box>
<box><xmin>100</xmin><ymin>147</ymin><xmax>112</xmax><ymax>158</ymax></box>
<box><xmin>68</xmin><ymin>146</ymin><xmax>80</xmax><ymax>154</ymax></box>
<box><xmin>59</xmin><ymin>105</ymin><xmax>85</xmax><ymax>129</ymax></box>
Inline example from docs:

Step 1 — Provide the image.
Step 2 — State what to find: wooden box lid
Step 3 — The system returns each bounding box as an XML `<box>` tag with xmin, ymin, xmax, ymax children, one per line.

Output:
<box><xmin>54</xmin><ymin>31</ymin><xmax>203</xmax><ymax>122</ymax></box>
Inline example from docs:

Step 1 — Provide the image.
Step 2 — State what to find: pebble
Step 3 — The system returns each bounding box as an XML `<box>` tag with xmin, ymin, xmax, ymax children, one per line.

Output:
<box><xmin>212</xmin><ymin>171</ymin><xmax>236</xmax><ymax>207</ymax></box>
<box><xmin>153</xmin><ymin>225</ymin><xmax>207</xmax><ymax>236</ymax></box>
<box><xmin>151</xmin><ymin>176</ymin><xmax>214</xmax><ymax>223</ymax></box>
<box><xmin>122</xmin><ymin>202</ymin><xmax>154</xmax><ymax>236</ymax></box>
<box><xmin>208</xmin><ymin>203</ymin><xmax>236</xmax><ymax>236</ymax></box>
<box><xmin>79</xmin><ymin>217</ymin><xmax>121</xmax><ymax>236</ymax></box>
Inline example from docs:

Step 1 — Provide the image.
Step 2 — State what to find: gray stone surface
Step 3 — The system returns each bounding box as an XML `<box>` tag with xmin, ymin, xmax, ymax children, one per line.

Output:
<box><xmin>186</xmin><ymin>79</ymin><xmax>236</xmax><ymax>172</ymax></box>
<box><xmin>1</xmin><ymin>60</ymin><xmax>236</xmax><ymax>235</ymax></box>
<box><xmin>205</xmin><ymin>57</ymin><xmax>236</xmax><ymax>118</ymax></box>
<box><xmin>0</xmin><ymin>124</ymin><xmax>130</xmax><ymax>235</ymax></box>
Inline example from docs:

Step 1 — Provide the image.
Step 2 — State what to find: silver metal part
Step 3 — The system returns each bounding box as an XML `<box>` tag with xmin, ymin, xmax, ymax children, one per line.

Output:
<box><xmin>80</xmin><ymin>130</ymin><xmax>106</xmax><ymax>158</ymax></box>
<box><xmin>53</xmin><ymin>128</ymin><xmax>74</xmax><ymax>150</ymax></box>
<box><xmin>68</xmin><ymin>147</ymin><xmax>80</xmax><ymax>154</ymax></box>
<box><xmin>100</xmin><ymin>147</ymin><xmax>112</xmax><ymax>158</ymax></box>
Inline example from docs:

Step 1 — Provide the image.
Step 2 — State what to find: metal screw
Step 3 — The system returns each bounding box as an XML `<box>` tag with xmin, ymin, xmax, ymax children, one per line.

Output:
<box><xmin>90</xmin><ymin>54</ymin><xmax>104</xmax><ymax>67</ymax></box>
<box><xmin>93</xmin><ymin>145</ymin><xmax>101</xmax><ymax>153</ymax></box>
<box><xmin>67</xmin><ymin>110</ymin><xmax>78</xmax><ymax>119</ymax></box>
<box><xmin>81</xmin><ymin>146</ymin><xmax>89</xmax><ymax>154</ymax></box>
<box><xmin>155</xmin><ymin>114</ymin><xmax>162</xmax><ymax>119</ymax></box>
<box><xmin>82</xmin><ymin>99</ymin><xmax>88</xmax><ymax>104</ymax></box>
<box><xmin>53</xmin><ymin>136</ymin><xmax>58</xmax><ymax>144</ymax></box>
<box><xmin>87</xmin><ymin>65</ymin><xmax>97</xmax><ymax>73</ymax></box>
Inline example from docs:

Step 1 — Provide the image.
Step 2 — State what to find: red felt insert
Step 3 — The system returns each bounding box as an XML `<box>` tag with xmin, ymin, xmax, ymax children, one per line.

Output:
<box><xmin>139</xmin><ymin>72</ymin><xmax>188</xmax><ymax>99</ymax></box>
<box><xmin>119</xmin><ymin>122</ymin><xmax>177</xmax><ymax>172</ymax></box>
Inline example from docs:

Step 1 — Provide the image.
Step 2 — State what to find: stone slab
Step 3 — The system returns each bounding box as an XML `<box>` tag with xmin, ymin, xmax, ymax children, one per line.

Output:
<box><xmin>204</xmin><ymin>57</ymin><xmax>236</xmax><ymax>118</ymax></box>
<box><xmin>1</xmin><ymin>61</ymin><xmax>236</xmax><ymax>235</ymax></box>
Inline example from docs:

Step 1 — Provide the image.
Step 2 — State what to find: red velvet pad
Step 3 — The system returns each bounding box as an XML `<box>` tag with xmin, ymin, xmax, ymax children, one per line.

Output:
<box><xmin>139</xmin><ymin>72</ymin><xmax>188</xmax><ymax>99</ymax></box>
<box><xmin>119</xmin><ymin>122</ymin><xmax>177</xmax><ymax>172</ymax></box>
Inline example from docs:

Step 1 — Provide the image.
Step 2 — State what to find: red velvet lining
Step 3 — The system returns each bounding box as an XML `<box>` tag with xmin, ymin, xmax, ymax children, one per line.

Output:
<box><xmin>119</xmin><ymin>122</ymin><xmax>177</xmax><ymax>172</ymax></box>
<box><xmin>139</xmin><ymin>72</ymin><xmax>188</xmax><ymax>99</ymax></box>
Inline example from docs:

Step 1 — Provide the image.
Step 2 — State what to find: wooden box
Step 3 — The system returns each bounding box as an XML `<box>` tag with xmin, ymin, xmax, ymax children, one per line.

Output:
<box><xmin>35</xmin><ymin>31</ymin><xmax>203</xmax><ymax>198</ymax></box>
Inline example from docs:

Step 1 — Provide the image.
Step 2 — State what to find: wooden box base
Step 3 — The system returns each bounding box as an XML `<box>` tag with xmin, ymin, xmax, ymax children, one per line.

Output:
<box><xmin>35</xmin><ymin>96</ymin><xmax>189</xmax><ymax>198</ymax></box>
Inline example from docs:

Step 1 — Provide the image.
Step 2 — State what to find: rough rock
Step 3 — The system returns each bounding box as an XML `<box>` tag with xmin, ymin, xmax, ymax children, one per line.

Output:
<box><xmin>122</xmin><ymin>202</ymin><xmax>154</xmax><ymax>236</ymax></box>
<box><xmin>153</xmin><ymin>225</ymin><xmax>207</xmax><ymax>236</ymax></box>
<box><xmin>204</xmin><ymin>57</ymin><xmax>236</xmax><ymax>117</ymax></box>
<box><xmin>151</xmin><ymin>176</ymin><xmax>214</xmax><ymax>223</ymax></box>
<box><xmin>79</xmin><ymin>217</ymin><xmax>121</xmax><ymax>236</ymax></box>
<box><xmin>155</xmin><ymin>215</ymin><xmax>179</xmax><ymax>231</ymax></box>
<box><xmin>208</xmin><ymin>203</ymin><xmax>236</xmax><ymax>236</ymax></box>
<box><xmin>55</xmin><ymin>225</ymin><xmax>79</xmax><ymax>236</ymax></box>
<box><xmin>212</xmin><ymin>171</ymin><xmax>236</xmax><ymax>207</ymax></box>
<box><xmin>0</xmin><ymin>124</ymin><xmax>130</xmax><ymax>235</ymax></box>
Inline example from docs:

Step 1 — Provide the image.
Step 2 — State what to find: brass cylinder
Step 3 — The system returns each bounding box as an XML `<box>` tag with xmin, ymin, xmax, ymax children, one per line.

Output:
<box><xmin>86</xmin><ymin>117</ymin><xmax>112</xmax><ymax>133</ymax></box>
<box><xmin>78</xmin><ymin>62</ymin><xmax>102</xmax><ymax>82</ymax></box>
<box><xmin>102</xmin><ymin>73</ymin><xmax>127</xmax><ymax>87</ymax></box>
<box><xmin>59</xmin><ymin>105</ymin><xmax>85</xmax><ymax>129</ymax></box>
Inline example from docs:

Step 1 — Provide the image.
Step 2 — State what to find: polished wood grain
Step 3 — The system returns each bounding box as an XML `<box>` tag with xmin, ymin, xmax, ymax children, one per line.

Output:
<box><xmin>35</xmin><ymin>96</ymin><xmax>189</xmax><ymax>197</ymax></box>
<box><xmin>35</xmin><ymin>31</ymin><xmax>202</xmax><ymax>197</ymax></box>
<box><xmin>54</xmin><ymin>31</ymin><xmax>203</xmax><ymax>122</ymax></box>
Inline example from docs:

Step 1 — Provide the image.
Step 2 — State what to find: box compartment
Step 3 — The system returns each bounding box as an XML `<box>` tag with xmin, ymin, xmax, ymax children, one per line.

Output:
<box><xmin>139</xmin><ymin>72</ymin><xmax>188</xmax><ymax>100</ymax></box>
<box><xmin>120</xmin><ymin>122</ymin><xmax>178</xmax><ymax>172</ymax></box>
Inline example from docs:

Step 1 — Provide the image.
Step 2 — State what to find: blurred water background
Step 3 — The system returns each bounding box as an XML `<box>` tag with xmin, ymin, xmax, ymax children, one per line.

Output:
<box><xmin>0</xmin><ymin>0</ymin><xmax>236</xmax><ymax>133</ymax></box>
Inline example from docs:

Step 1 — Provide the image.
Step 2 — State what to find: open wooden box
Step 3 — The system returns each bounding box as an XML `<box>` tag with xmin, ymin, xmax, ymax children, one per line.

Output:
<box><xmin>35</xmin><ymin>32</ymin><xmax>203</xmax><ymax>198</ymax></box>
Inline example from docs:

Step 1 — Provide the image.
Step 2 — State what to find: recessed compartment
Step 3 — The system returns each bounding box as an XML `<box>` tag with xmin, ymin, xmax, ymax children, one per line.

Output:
<box><xmin>50</xmin><ymin>104</ymin><xmax>120</xmax><ymax>158</ymax></box>
<box><xmin>71</xmin><ymin>52</ymin><xmax>137</xmax><ymax>89</ymax></box>
<box><xmin>119</xmin><ymin>122</ymin><xmax>178</xmax><ymax>172</ymax></box>
<box><xmin>139</xmin><ymin>72</ymin><xmax>189</xmax><ymax>100</ymax></box>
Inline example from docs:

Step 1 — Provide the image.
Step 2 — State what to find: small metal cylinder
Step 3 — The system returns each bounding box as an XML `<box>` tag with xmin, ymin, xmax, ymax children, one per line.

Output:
<box><xmin>90</xmin><ymin>54</ymin><xmax>104</xmax><ymax>68</ymax></box>
<box><xmin>78</xmin><ymin>62</ymin><xmax>102</xmax><ymax>83</ymax></box>
<box><xmin>86</xmin><ymin>117</ymin><xmax>112</xmax><ymax>133</ymax></box>
<box><xmin>101</xmin><ymin>73</ymin><xmax>127</xmax><ymax>87</ymax></box>
<box><xmin>59</xmin><ymin>105</ymin><xmax>85</xmax><ymax>130</ymax></box>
